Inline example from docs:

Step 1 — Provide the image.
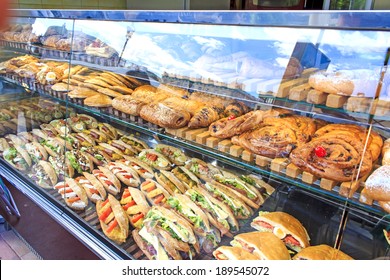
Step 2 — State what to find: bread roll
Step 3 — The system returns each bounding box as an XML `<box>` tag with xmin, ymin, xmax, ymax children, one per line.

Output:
<box><xmin>293</xmin><ymin>244</ymin><xmax>353</xmax><ymax>260</ymax></box>
<box><xmin>365</xmin><ymin>165</ymin><xmax>390</xmax><ymax>201</ymax></box>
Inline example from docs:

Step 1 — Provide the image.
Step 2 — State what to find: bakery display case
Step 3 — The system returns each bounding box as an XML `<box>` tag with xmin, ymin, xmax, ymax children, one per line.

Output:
<box><xmin>0</xmin><ymin>9</ymin><xmax>389</xmax><ymax>260</ymax></box>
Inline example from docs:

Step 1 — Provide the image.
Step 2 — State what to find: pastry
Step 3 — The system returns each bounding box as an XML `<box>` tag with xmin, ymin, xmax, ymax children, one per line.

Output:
<box><xmin>382</xmin><ymin>138</ymin><xmax>390</xmax><ymax>165</ymax></box>
<box><xmin>108</xmin><ymin>86</ymin><xmax>133</xmax><ymax>95</ymax></box>
<box><xmin>112</xmin><ymin>95</ymin><xmax>146</xmax><ymax>116</ymax></box>
<box><xmin>140</xmin><ymin>103</ymin><xmax>191</xmax><ymax>129</ymax></box>
<box><xmin>156</xmin><ymin>84</ymin><xmax>189</xmax><ymax>98</ymax></box>
<box><xmin>289</xmin><ymin>134</ymin><xmax>373</xmax><ymax>182</ymax></box>
<box><xmin>364</xmin><ymin>165</ymin><xmax>390</xmax><ymax>201</ymax></box>
<box><xmin>67</xmin><ymin>87</ymin><xmax>99</xmax><ymax>98</ymax></box>
<box><xmin>309</xmin><ymin>70</ymin><xmax>355</xmax><ymax>96</ymax></box>
<box><xmin>97</xmin><ymin>88</ymin><xmax>123</xmax><ymax>98</ymax></box>
<box><xmin>223</xmin><ymin>101</ymin><xmax>250</xmax><ymax>118</ymax></box>
<box><xmin>187</xmin><ymin>106</ymin><xmax>223</xmax><ymax>129</ymax></box>
<box><xmin>83</xmin><ymin>93</ymin><xmax>112</xmax><ymax>107</ymax></box>
<box><xmin>162</xmin><ymin>97</ymin><xmax>204</xmax><ymax>116</ymax></box>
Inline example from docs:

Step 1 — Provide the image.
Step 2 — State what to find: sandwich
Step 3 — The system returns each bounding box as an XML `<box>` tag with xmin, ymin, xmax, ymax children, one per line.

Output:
<box><xmin>75</xmin><ymin>172</ymin><xmax>107</xmax><ymax>203</ymax></box>
<box><xmin>155</xmin><ymin>170</ymin><xmax>186</xmax><ymax>195</ymax></box>
<box><xmin>67</xmin><ymin>114</ymin><xmax>98</xmax><ymax>132</ymax></box>
<box><xmin>212</xmin><ymin>171</ymin><xmax>262</xmax><ymax>209</ymax></box>
<box><xmin>4</xmin><ymin>134</ymin><xmax>26</xmax><ymax>147</ymax></box>
<box><xmin>251</xmin><ymin>211</ymin><xmax>310</xmax><ymax>252</ymax></box>
<box><xmin>138</xmin><ymin>149</ymin><xmax>171</xmax><ymax>170</ymax></box>
<box><xmin>0</xmin><ymin>138</ymin><xmax>10</xmax><ymax>156</ymax></box>
<box><xmin>142</xmin><ymin>206</ymin><xmax>199</xmax><ymax>260</ymax></box>
<box><xmin>54</xmin><ymin>178</ymin><xmax>89</xmax><ymax>210</ymax></box>
<box><xmin>132</xmin><ymin>227</ymin><xmax>170</xmax><ymax>260</ymax></box>
<box><xmin>203</xmin><ymin>182</ymin><xmax>253</xmax><ymax>220</ymax></box>
<box><xmin>292</xmin><ymin>244</ymin><xmax>354</xmax><ymax>260</ymax></box>
<box><xmin>96</xmin><ymin>142</ymin><xmax>124</xmax><ymax>161</ymax></box>
<box><xmin>65</xmin><ymin>150</ymin><xmax>94</xmax><ymax>174</ymax></box>
<box><xmin>117</xmin><ymin>155</ymin><xmax>154</xmax><ymax>179</ymax></box>
<box><xmin>23</xmin><ymin>141</ymin><xmax>48</xmax><ymax>163</ymax></box>
<box><xmin>213</xmin><ymin>246</ymin><xmax>259</xmax><ymax>260</ymax></box>
<box><xmin>171</xmin><ymin>166</ymin><xmax>200</xmax><ymax>190</ymax></box>
<box><xmin>83</xmin><ymin>128</ymin><xmax>108</xmax><ymax>143</ymax></box>
<box><xmin>119</xmin><ymin>135</ymin><xmax>149</xmax><ymax>153</ymax></box>
<box><xmin>98</xmin><ymin>122</ymin><xmax>118</xmax><ymax>140</ymax></box>
<box><xmin>166</xmin><ymin>193</ymin><xmax>221</xmax><ymax>253</ymax></box>
<box><xmin>92</xmin><ymin>166</ymin><xmax>122</xmax><ymax>195</ymax></box>
<box><xmin>80</xmin><ymin>146</ymin><xmax>110</xmax><ymax>166</ymax></box>
<box><xmin>185</xmin><ymin>158</ymin><xmax>222</xmax><ymax>182</ymax></box>
<box><xmin>107</xmin><ymin>139</ymin><xmax>137</xmax><ymax>156</ymax></box>
<box><xmin>106</xmin><ymin>161</ymin><xmax>140</xmax><ymax>187</ymax></box>
<box><xmin>29</xmin><ymin>160</ymin><xmax>58</xmax><ymax>189</ymax></box>
<box><xmin>47</xmin><ymin>119</ymin><xmax>71</xmax><ymax>137</ymax></box>
<box><xmin>3</xmin><ymin>145</ymin><xmax>32</xmax><ymax>171</ymax></box>
<box><xmin>48</xmin><ymin>155</ymin><xmax>75</xmax><ymax>180</ymax></box>
<box><xmin>71</xmin><ymin>132</ymin><xmax>96</xmax><ymax>147</ymax></box>
<box><xmin>41</xmin><ymin>137</ymin><xmax>67</xmax><ymax>157</ymax></box>
<box><xmin>140</xmin><ymin>179</ymin><xmax>170</xmax><ymax>206</ymax></box>
<box><xmin>120</xmin><ymin>187</ymin><xmax>150</xmax><ymax>228</ymax></box>
<box><xmin>17</xmin><ymin>131</ymin><xmax>35</xmax><ymax>143</ymax></box>
<box><xmin>185</xmin><ymin>186</ymin><xmax>239</xmax><ymax>236</ymax></box>
<box><xmin>31</xmin><ymin>128</ymin><xmax>51</xmax><ymax>143</ymax></box>
<box><xmin>239</xmin><ymin>174</ymin><xmax>275</xmax><ymax>196</ymax></box>
<box><xmin>96</xmin><ymin>194</ymin><xmax>129</xmax><ymax>244</ymax></box>
<box><xmin>230</xmin><ymin>231</ymin><xmax>291</xmax><ymax>260</ymax></box>
<box><xmin>154</xmin><ymin>144</ymin><xmax>188</xmax><ymax>166</ymax></box>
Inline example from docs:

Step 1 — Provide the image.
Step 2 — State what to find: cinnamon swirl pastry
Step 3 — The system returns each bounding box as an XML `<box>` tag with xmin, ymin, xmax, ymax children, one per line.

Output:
<box><xmin>289</xmin><ymin>134</ymin><xmax>373</xmax><ymax>182</ymax></box>
<box><xmin>313</xmin><ymin>124</ymin><xmax>383</xmax><ymax>162</ymax></box>
<box><xmin>235</xmin><ymin>115</ymin><xmax>316</xmax><ymax>158</ymax></box>
<box><xmin>209</xmin><ymin>109</ymin><xmax>279</xmax><ymax>139</ymax></box>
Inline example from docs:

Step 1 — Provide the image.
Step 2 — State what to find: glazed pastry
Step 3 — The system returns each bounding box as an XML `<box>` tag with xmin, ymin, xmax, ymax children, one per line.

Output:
<box><xmin>236</xmin><ymin>115</ymin><xmax>315</xmax><ymax>158</ymax></box>
<box><xmin>313</xmin><ymin>124</ymin><xmax>383</xmax><ymax>162</ymax></box>
<box><xmin>289</xmin><ymin>134</ymin><xmax>373</xmax><ymax>182</ymax></box>
<box><xmin>140</xmin><ymin>103</ymin><xmax>191</xmax><ymax>129</ymax></box>
<box><xmin>209</xmin><ymin>109</ymin><xmax>280</xmax><ymax>139</ymax></box>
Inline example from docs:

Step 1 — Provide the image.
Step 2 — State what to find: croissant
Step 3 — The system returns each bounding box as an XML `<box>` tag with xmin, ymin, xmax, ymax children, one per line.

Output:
<box><xmin>188</xmin><ymin>106</ymin><xmax>223</xmax><ymax>129</ymax></box>
<box><xmin>223</xmin><ymin>101</ymin><xmax>250</xmax><ymax>118</ymax></box>
<box><xmin>162</xmin><ymin>97</ymin><xmax>205</xmax><ymax>116</ymax></box>
<box><xmin>140</xmin><ymin>103</ymin><xmax>191</xmax><ymax>129</ymax></box>
<box><xmin>289</xmin><ymin>134</ymin><xmax>373</xmax><ymax>182</ymax></box>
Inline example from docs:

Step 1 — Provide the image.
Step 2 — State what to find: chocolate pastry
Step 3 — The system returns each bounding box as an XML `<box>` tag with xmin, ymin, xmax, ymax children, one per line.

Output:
<box><xmin>140</xmin><ymin>103</ymin><xmax>191</xmax><ymax>129</ymax></box>
<box><xmin>188</xmin><ymin>106</ymin><xmax>224</xmax><ymax>129</ymax></box>
<box><xmin>223</xmin><ymin>101</ymin><xmax>250</xmax><ymax>118</ymax></box>
<box><xmin>289</xmin><ymin>134</ymin><xmax>373</xmax><ymax>182</ymax></box>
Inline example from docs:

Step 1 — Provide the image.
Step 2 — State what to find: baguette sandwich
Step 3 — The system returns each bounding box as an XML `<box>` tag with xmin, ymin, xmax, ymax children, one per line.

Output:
<box><xmin>107</xmin><ymin>161</ymin><xmax>140</xmax><ymax>187</ymax></box>
<box><xmin>75</xmin><ymin>172</ymin><xmax>107</xmax><ymax>203</ymax></box>
<box><xmin>3</xmin><ymin>145</ymin><xmax>32</xmax><ymax>171</ymax></box>
<box><xmin>92</xmin><ymin>166</ymin><xmax>122</xmax><ymax>195</ymax></box>
<box><xmin>138</xmin><ymin>149</ymin><xmax>171</xmax><ymax>170</ymax></box>
<box><xmin>155</xmin><ymin>170</ymin><xmax>186</xmax><ymax>195</ymax></box>
<box><xmin>54</xmin><ymin>178</ymin><xmax>88</xmax><ymax>210</ymax></box>
<box><xmin>120</xmin><ymin>187</ymin><xmax>150</xmax><ymax>228</ymax></box>
<box><xmin>139</xmin><ymin>179</ymin><xmax>171</xmax><ymax>206</ymax></box>
<box><xmin>171</xmin><ymin>166</ymin><xmax>200</xmax><ymax>190</ymax></box>
<box><xmin>29</xmin><ymin>160</ymin><xmax>58</xmax><ymax>189</ymax></box>
<box><xmin>154</xmin><ymin>144</ymin><xmax>188</xmax><ymax>166</ymax></box>
<box><xmin>117</xmin><ymin>155</ymin><xmax>154</xmax><ymax>179</ymax></box>
<box><xmin>213</xmin><ymin>246</ymin><xmax>259</xmax><ymax>260</ymax></box>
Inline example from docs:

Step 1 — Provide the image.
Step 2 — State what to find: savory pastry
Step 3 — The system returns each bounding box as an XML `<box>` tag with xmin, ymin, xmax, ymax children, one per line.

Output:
<box><xmin>209</xmin><ymin>109</ymin><xmax>280</xmax><ymax>139</ymax></box>
<box><xmin>54</xmin><ymin>178</ymin><xmax>88</xmax><ymax>210</ymax></box>
<box><xmin>213</xmin><ymin>246</ymin><xmax>259</xmax><ymax>260</ymax></box>
<box><xmin>119</xmin><ymin>187</ymin><xmax>150</xmax><ymax>228</ymax></box>
<box><xmin>75</xmin><ymin>172</ymin><xmax>107</xmax><ymax>203</ymax></box>
<box><xmin>29</xmin><ymin>160</ymin><xmax>58</xmax><ymax>189</ymax></box>
<box><xmin>142</xmin><ymin>206</ymin><xmax>198</xmax><ymax>260</ymax></box>
<box><xmin>83</xmin><ymin>93</ymin><xmax>112</xmax><ymax>107</ymax></box>
<box><xmin>251</xmin><ymin>211</ymin><xmax>310</xmax><ymax>252</ymax></box>
<box><xmin>112</xmin><ymin>95</ymin><xmax>146</xmax><ymax>116</ymax></box>
<box><xmin>65</xmin><ymin>150</ymin><xmax>94</xmax><ymax>174</ymax></box>
<box><xmin>187</xmin><ymin>106</ymin><xmax>224</xmax><ymax>129</ymax></box>
<box><xmin>140</xmin><ymin>103</ymin><xmax>191</xmax><ymax>129</ymax></box>
<box><xmin>119</xmin><ymin>135</ymin><xmax>149</xmax><ymax>153</ymax></box>
<box><xmin>3</xmin><ymin>145</ymin><xmax>32</xmax><ymax>171</ymax></box>
<box><xmin>155</xmin><ymin>170</ymin><xmax>186</xmax><ymax>195</ymax></box>
<box><xmin>154</xmin><ymin>144</ymin><xmax>188</xmax><ymax>166</ymax></box>
<box><xmin>171</xmin><ymin>166</ymin><xmax>201</xmax><ymax>190</ymax></box>
<box><xmin>107</xmin><ymin>161</ymin><xmax>140</xmax><ymax>187</ymax></box>
<box><xmin>117</xmin><ymin>156</ymin><xmax>154</xmax><ymax>179</ymax></box>
<box><xmin>138</xmin><ymin>149</ymin><xmax>172</xmax><ymax>170</ymax></box>
<box><xmin>289</xmin><ymin>134</ymin><xmax>373</xmax><ymax>182</ymax></box>
<box><xmin>185</xmin><ymin>185</ymin><xmax>239</xmax><ymax>236</ymax></box>
<box><xmin>212</xmin><ymin>171</ymin><xmax>263</xmax><ymax>209</ymax></box>
<box><xmin>293</xmin><ymin>244</ymin><xmax>354</xmax><ymax>260</ymax></box>
<box><xmin>166</xmin><ymin>194</ymin><xmax>220</xmax><ymax>253</ymax></box>
<box><xmin>23</xmin><ymin>141</ymin><xmax>48</xmax><ymax>163</ymax></box>
<box><xmin>139</xmin><ymin>179</ymin><xmax>170</xmax><ymax>206</ymax></box>
<box><xmin>96</xmin><ymin>194</ymin><xmax>129</xmax><ymax>244</ymax></box>
<box><xmin>364</xmin><ymin>165</ymin><xmax>390</xmax><ymax>201</ymax></box>
<box><xmin>230</xmin><ymin>232</ymin><xmax>291</xmax><ymax>260</ymax></box>
<box><xmin>92</xmin><ymin>166</ymin><xmax>121</xmax><ymax>195</ymax></box>
<box><xmin>203</xmin><ymin>182</ymin><xmax>253</xmax><ymax>219</ymax></box>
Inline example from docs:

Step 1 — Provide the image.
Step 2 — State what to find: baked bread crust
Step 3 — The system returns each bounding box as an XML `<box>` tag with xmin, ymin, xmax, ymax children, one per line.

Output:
<box><xmin>293</xmin><ymin>244</ymin><xmax>354</xmax><ymax>260</ymax></box>
<box><xmin>140</xmin><ymin>103</ymin><xmax>191</xmax><ymax>128</ymax></box>
<box><xmin>213</xmin><ymin>246</ymin><xmax>259</xmax><ymax>260</ymax></box>
<box><xmin>365</xmin><ymin>165</ymin><xmax>390</xmax><ymax>201</ymax></box>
